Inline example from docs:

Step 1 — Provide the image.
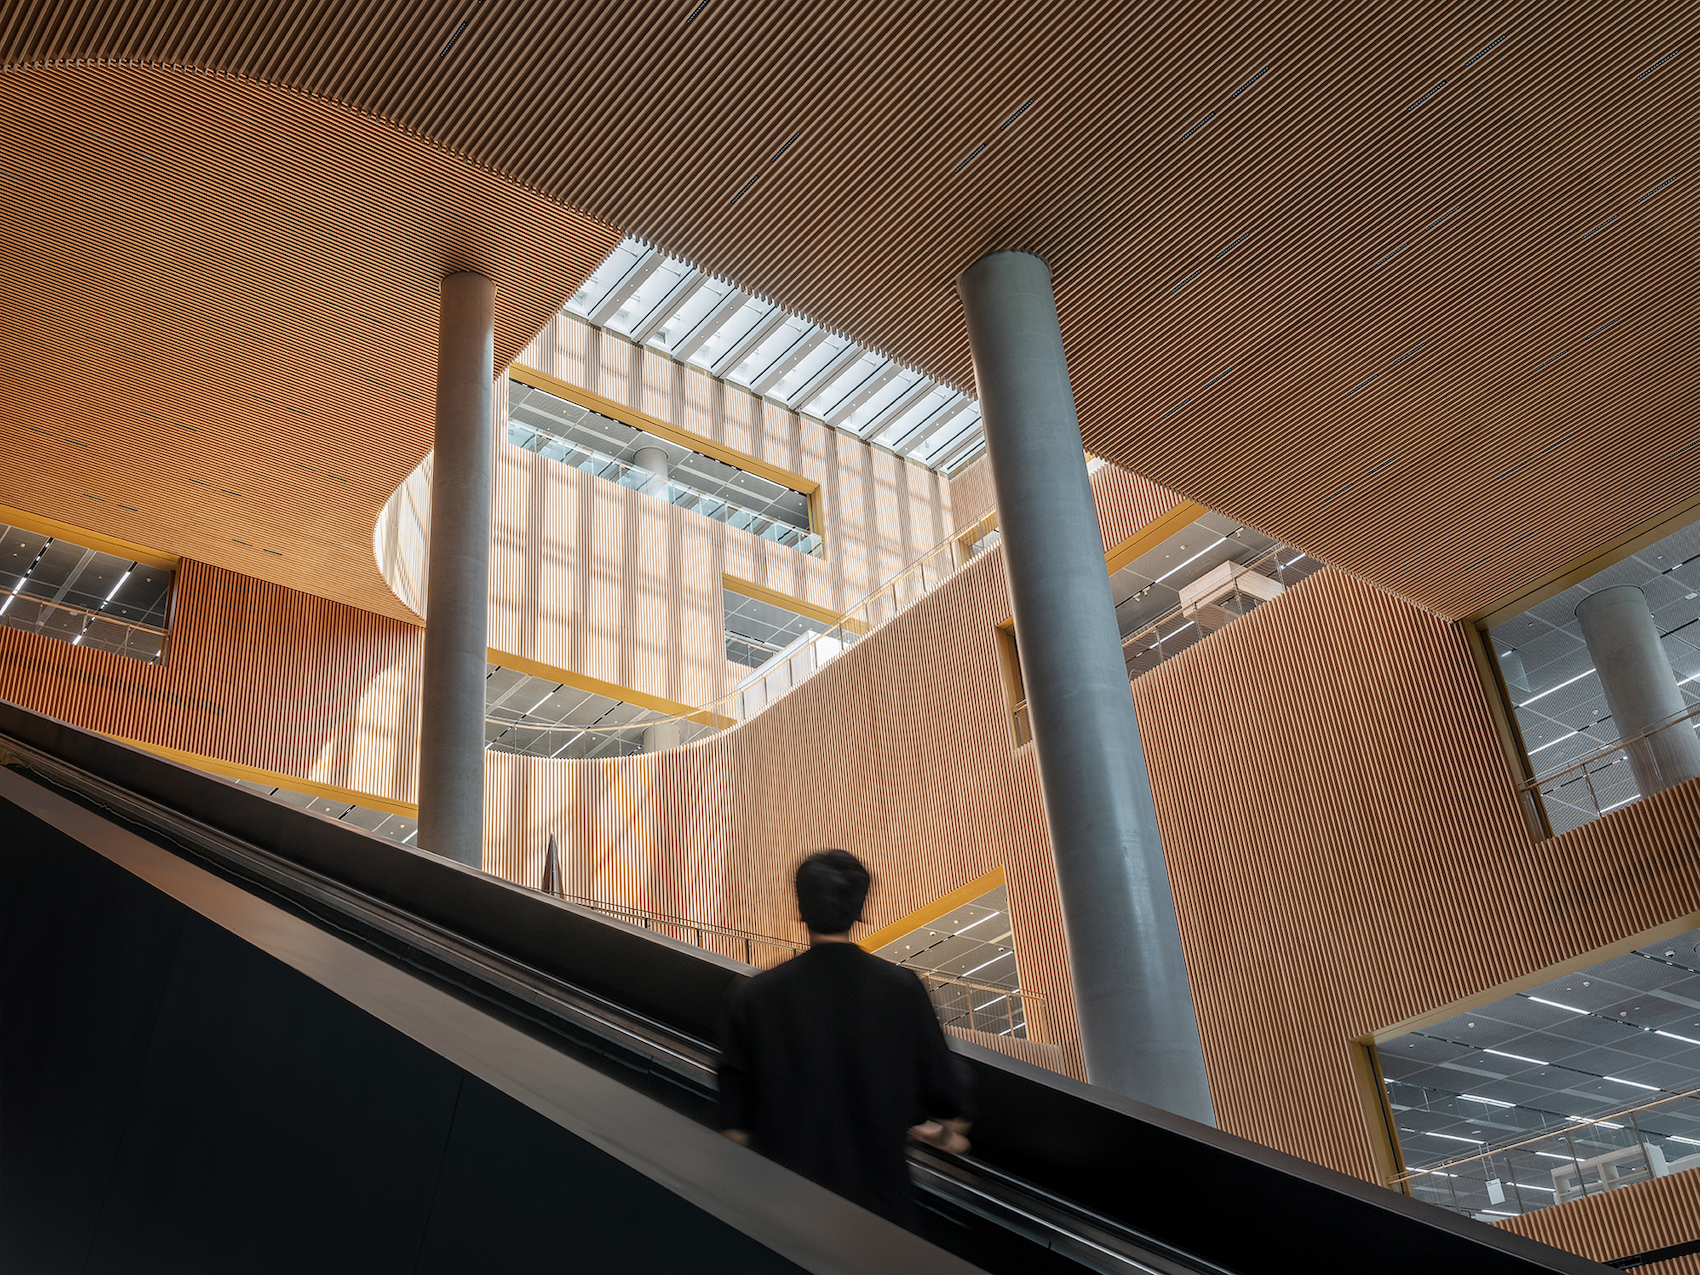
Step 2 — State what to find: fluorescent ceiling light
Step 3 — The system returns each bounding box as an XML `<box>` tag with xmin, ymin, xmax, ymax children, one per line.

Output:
<box><xmin>1484</xmin><ymin>1049</ymin><xmax>1550</xmax><ymax>1066</ymax></box>
<box><xmin>1603</xmin><ymin>1077</ymin><xmax>1659</xmax><ymax>1091</ymax></box>
<box><xmin>1459</xmin><ymin>1094</ymin><xmax>1515</xmax><ymax>1108</ymax></box>
<box><xmin>1518</xmin><ymin>670</ymin><xmax>1595</xmax><ymax>706</ymax></box>
<box><xmin>1426</xmin><ymin>1132</ymin><xmax>1483</xmax><ymax>1143</ymax></box>
<box><xmin>1527</xmin><ymin>996</ymin><xmax>1587</xmax><ymax>1014</ymax></box>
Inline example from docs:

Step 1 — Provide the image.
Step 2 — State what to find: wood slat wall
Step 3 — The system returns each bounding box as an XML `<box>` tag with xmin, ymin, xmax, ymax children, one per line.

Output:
<box><xmin>516</xmin><ymin>316</ymin><xmax>954</xmax><ymax>618</ymax></box>
<box><xmin>1495</xmin><ymin>1167</ymin><xmax>1700</xmax><ymax>1269</ymax></box>
<box><xmin>0</xmin><ymin>559</ymin><xmax>423</xmax><ymax>804</ymax></box>
<box><xmin>480</xmin><ymin>545</ymin><xmax>1088</xmax><ymax>1077</ymax></box>
<box><xmin>1131</xmin><ymin>567</ymin><xmax>1700</xmax><ymax>1181</ymax></box>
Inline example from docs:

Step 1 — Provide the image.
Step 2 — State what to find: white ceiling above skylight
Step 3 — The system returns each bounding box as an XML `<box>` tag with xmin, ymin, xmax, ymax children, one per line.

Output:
<box><xmin>564</xmin><ymin>236</ymin><xmax>986</xmax><ymax>474</ymax></box>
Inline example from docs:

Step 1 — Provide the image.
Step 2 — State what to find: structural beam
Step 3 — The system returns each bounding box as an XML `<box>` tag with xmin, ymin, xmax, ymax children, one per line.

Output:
<box><xmin>958</xmin><ymin>250</ymin><xmax>1214</xmax><ymax>1123</ymax></box>
<box><xmin>418</xmin><ymin>271</ymin><xmax>496</xmax><ymax>869</ymax></box>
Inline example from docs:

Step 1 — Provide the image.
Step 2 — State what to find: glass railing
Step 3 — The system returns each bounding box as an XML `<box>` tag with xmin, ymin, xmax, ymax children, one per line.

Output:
<box><xmin>0</xmin><ymin>585</ymin><xmax>169</xmax><ymax>663</ymax></box>
<box><xmin>1121</xmin><ymin>544</ymin><xmax>1325</xmax><ymax>680</ymax></box>
<box><xmin>1387</xmin><ymin>1085</ymin><xmax>1700</xmax><ymax>1221</ymax></box>
<box><xmin>549</xmin><ymin>885</ymin><xmax>1048</xmax><ymax>1039</ymax></box>
<box><xmin>510</xmin><ymin>422</ymin><xmax>824</xmax><ymax>557</ymax></box>
<box><xmin>1524</xmin><ymin>703</ymin><xmax>1700</xmax><ymax>837</ymax></box>
<box><xmin>919</xmin><ymin>971</ymin><xmax>1046</xmax><ymax>1042</ymax></box>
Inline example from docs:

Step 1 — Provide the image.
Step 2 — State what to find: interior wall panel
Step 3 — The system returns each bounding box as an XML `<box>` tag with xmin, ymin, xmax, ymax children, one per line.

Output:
<box><xmin>481</xmin><ymin>545</ymin><xmax>1088</xmax><ymax>1077</ymax></box>
<box><xmin>1130</xmin><ymin>567</ymin><xmax>1700</xmax><ymax>1182</ymax></box>
<box><xmin>1495</xmin><ymin>1167</ymin><xmax>1700</xmax><ymax>1270</ymax></box>
<box><xmin>0</xmin><ymin>560</ymin><xmax>423</xmax><ymax>805</ymax></box>
<box><xmin>516</xmin><ymin>314</ymin><xmax>953</xmax><ymax>621</ymax></box>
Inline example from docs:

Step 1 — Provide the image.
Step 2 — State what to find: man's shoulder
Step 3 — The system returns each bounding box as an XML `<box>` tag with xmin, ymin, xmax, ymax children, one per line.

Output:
<box><xmin>741</xmin><ymin>945</ymin><xmax>924</xmax><ymax>994</ymax></box>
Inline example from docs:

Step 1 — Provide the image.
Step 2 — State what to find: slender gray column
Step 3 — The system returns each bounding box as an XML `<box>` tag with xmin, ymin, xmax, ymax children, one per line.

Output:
<box><xmin>1575</xmin><ymin>585</ymin><xmax>1700</xmax><ymax>796</ymax></box>
<box><xmin>958</xmin><ymin>251</ymin><xmax>1214</xmax><ymax>1123</ymax></box>
<box><xmin>634</xmin><ymin>444</ymin><xmax>671</xmax><ymax>498</ymax></box>
<box><xmin>418</xmin><ymin>271</ymin><xmax>495</xmax><ymax>868</ymax></box>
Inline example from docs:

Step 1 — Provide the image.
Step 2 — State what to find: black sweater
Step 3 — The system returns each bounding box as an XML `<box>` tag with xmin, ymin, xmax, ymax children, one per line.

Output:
<box><xmin>717</xmin><ymin>943</ymin><xmax>968</xmax><ymax>1227</ymax></box>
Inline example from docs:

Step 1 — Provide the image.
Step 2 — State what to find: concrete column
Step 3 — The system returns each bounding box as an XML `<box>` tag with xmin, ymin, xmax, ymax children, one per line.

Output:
<box><xmin>634</xmin><ymin>445</ymin><xmax>670</xmax><ymax>482</ymax></box>
<box><xmin>642</xmin><ymin>721</ymin><xmax>682</xmax><ymax>753</ymax></box>
<box><xmin>958</xmin><ymin>251</ymin><xmax>1214</xmax><ymax>1124</ymax></box>
<box><xmin>1575</xmin><ymin>586</ymin><xmax>1700</xmax><ymax>796</ymax></box>
<box><xmin>418</xmin><ymin>271</ymin><xmax>495</xmax><ymax>868</ymax></box>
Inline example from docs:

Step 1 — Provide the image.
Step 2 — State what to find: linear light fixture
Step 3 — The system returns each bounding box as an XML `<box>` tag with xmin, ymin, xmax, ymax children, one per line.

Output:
<box><xmin>1527</xmin><ymin>996</ymin><xmax>1587</xmax><ymax>1014</ymax></box>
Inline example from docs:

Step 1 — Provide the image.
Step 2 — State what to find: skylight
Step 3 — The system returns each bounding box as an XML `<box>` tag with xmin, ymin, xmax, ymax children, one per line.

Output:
<box><xmin>565</xmin><ymin>236</ymin><xmax>986</xmax><ymax>473</ymax></box>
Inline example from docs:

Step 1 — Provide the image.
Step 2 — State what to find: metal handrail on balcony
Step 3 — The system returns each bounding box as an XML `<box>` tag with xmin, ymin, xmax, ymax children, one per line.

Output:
<box><xmin>1120</xmin><ymin>544</ymin><xmax>1324</xmax><ymax>680</ymax></box>
<box><xmin>1522</xmin><ymin>701</ymin><xmax>1700</xmax><ymax>823</ymax></box>
<box><xmin>557</xmin><ymin>888</ymin><xmax>1047</xmax><ymax>1040</ymax></box>
<box><xmin>1386</xmin><ymin>1083</ymin><xmax>1700</xmax><ymax>1219</ymax></box>
<box><xmin>0</xmin><ymin>584</ymin><xmax>170</xmax><ymax>663</ymax></box>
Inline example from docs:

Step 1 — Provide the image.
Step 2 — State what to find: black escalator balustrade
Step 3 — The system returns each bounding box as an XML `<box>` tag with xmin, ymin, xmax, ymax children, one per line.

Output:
<box><xmin>0</xmin><ymin>700</ymin><xmax>1612</xmax><ymax>1275</ymax></box>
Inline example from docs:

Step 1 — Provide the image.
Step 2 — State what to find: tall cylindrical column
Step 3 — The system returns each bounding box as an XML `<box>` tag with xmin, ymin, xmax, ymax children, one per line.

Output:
<box><xmin>958</xmin><ymin>251</ymin><xmax>1214</xmax><ymax>1123</ymax></box>
<box><xmin>642</xmin><ymin>721</ymin><xmax>682</xmax><ymax>753</ymax></box>
<box><xmin>1575</xmin><ymin>585</ymin><xmax>1700</xmax><ymax>796</ymax></box>
<box><xmin>418</xmin><ymin>271</ymin><xmax>496</xmax><ymax>868</ymax></box>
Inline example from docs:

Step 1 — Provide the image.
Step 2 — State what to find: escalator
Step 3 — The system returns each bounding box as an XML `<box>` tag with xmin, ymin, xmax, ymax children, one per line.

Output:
<box><xmin>0</xmin><ymin>702</ymin><xmax>1609</xmax><ymax>1274</ymax></box>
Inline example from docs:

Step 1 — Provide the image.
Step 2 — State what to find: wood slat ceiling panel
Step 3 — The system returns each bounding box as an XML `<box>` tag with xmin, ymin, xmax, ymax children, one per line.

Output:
<box><xmin>4</xmin><ymin>3</ymin><xmax>1696</xmax><ymax>617</ymax></box>
<box><xmin>0</xmin><ymin>66</ymin><xmax>619</xmax><ymax>617</ymax></box>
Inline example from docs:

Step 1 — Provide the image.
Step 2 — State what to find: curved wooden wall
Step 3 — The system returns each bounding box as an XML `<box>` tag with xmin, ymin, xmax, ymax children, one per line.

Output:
<box><xmin>0</xmin><ymin>67</ymin><xmax>616</xmax><ymax>624</ymax></box>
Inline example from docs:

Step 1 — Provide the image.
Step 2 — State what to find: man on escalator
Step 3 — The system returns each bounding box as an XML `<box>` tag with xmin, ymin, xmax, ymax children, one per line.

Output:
<box><xmin>718</xmin><ymin>848</ymin><xmax>972</xmax><ymax>1231</ymax></box>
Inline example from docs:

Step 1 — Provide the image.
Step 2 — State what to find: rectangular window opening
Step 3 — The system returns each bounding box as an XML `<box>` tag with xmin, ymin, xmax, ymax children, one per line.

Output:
<box><xmin>996</xmin><ymin>619</ymin><xmax>1031</xmax><ymax>748</ymax></box>
<box><xmin>1482</xmin><ymin>510</ymin><xmax>1700</xmax><ymax>839</ymax></box>
<box><xmin>0</xmin><ymin>520</ymin><xmax>174</xmax><ymax>663</ymax></box>
<box><xmin>509</xmin><ymin>376</ymin><xmax>823</xmax><ymax>558</ymax></box>
<box><xmin>1376</xmin><ymin>922</ymin><xmax>1700</xmax><ymax>1222</ymax></box>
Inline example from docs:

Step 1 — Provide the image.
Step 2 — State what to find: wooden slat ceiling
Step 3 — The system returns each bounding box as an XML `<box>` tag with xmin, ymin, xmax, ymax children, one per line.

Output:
<box><xmin>3</xmin><ymin>2</ymin><xmax>1697</xmax><ymax>619</ymax></box>
<box><xmin>0</xmin><ymin>67</ymin><xmax>618</xmax><ymax>620</ymax></box>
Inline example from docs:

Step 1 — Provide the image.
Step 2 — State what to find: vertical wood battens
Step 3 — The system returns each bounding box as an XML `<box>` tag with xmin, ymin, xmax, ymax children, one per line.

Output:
<box><xmin>0</xmin><ymin>558</ymin><xmax>424</xmax><ymax>804</ymax></box>
<box><xmin>1131</xmin><ymin>567</ymin><xmax>1700</xmax><ymax>1182</ymax></box>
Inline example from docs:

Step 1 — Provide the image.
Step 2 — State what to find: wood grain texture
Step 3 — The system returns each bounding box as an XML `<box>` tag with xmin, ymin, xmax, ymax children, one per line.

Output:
<box><xmin>6</xmin><ymin>5</ymin><xmax>1696</xmax><ymax>619</ymax></box>
<box><xmin>0</xmin><ymin>559</ymin><xmax>423</xmax><ymax>804</ymax></box>
<box><xmin>1493</xmin><ymin>1167</ymin><xmax>1700</xmax><ymax>1270</ymax></box>
<box><xmin>0</xmin><ymin>66</ymin><xmax>617</xmax><ymax>622</ymax></box>
<box><xmin>480</xmin><ymin>546</ymin><xmax>1089</xmax><ymax>1078</ymax></box>
<box><xmin>1132</xmin><ymin>567</ymin><xmax>1700</xmax><ymax>1181</ymax></box>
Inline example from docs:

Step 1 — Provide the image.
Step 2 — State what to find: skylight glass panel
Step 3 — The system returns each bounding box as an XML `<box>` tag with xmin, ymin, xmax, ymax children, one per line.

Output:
<box><xmin>799</xmin><ymin>350</ymin><xmax>883</xmax><ymax>417</ymax></box>
<box><xmin>727</xmin><ymin>315</ymin><xmax>812</xmax><ymax>386</ymax></box>
<box><xmin>917</xmin><ymin>407</ymin><xmax>982</xmax><ymax>466</ymax></box>
<box><xmin>874</xmin><ymin>386</ymin><xmax>956</xmax><ymax>449</ymax></box>
<box><xmin>694</xmin><ymin>298</ymin><xmax>770</xmax><ymax>370</ymax></box>
<box><xmin>845</xmin><ymin>369</ymin><xmax>924</xmax><ymax>435</ymax></box>
<box><xmin>655</xmin><ymin>277</ymin><xmax>732</xmax><ymax>352</ymax></box>
<box><xmin>567</xmin><ymin>239</ymin><xmax>645</xmax><ymax>316</ymax></box>
<box><xmin>606</xmin><ymin>258</ymin><xmax>689</xmax><ymax>336</ymax></box>
<box><xmin>772</xmin><ymin>334</ymin><xmax>852</xmax><ymax>402</ymax></box>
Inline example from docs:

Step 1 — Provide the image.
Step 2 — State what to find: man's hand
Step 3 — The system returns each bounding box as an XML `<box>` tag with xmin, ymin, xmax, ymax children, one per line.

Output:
<box><xmin>722</xmin><ymin>1129</ymin><xmax>751</xmax><ymax>1147</ymax></box>
<box><xmin>908</xmin><ymin>1119</ymin><xmax>970</xmax><ymax>1155</ymax></box>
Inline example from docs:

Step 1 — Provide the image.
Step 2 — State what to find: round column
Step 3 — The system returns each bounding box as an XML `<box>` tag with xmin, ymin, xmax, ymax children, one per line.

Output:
<box><xmin>642</xmin><ymin>721</ymin><xmax>682</xmax><ymax>753</ymax></box>
<box><xmin>958</xmin><ymin>251</ymin><xmax>1214</xmax><ymax>1123</ymax></box>
<box><xmin>1575</xmin><ymin>585</ymin><xmax>1700</xmax><ymax>796</ymax></box>
<box><xmin>418</xmin><ymin>271</ymin><xmax>495</xmax><ymax>868</ymax></box>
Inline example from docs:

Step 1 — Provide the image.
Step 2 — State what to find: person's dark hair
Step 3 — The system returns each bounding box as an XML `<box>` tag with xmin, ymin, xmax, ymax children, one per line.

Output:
<box><xmin>795</xmin><ymin>849</ymin><xmax>871</xmax><ymax>935</ymax></box>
